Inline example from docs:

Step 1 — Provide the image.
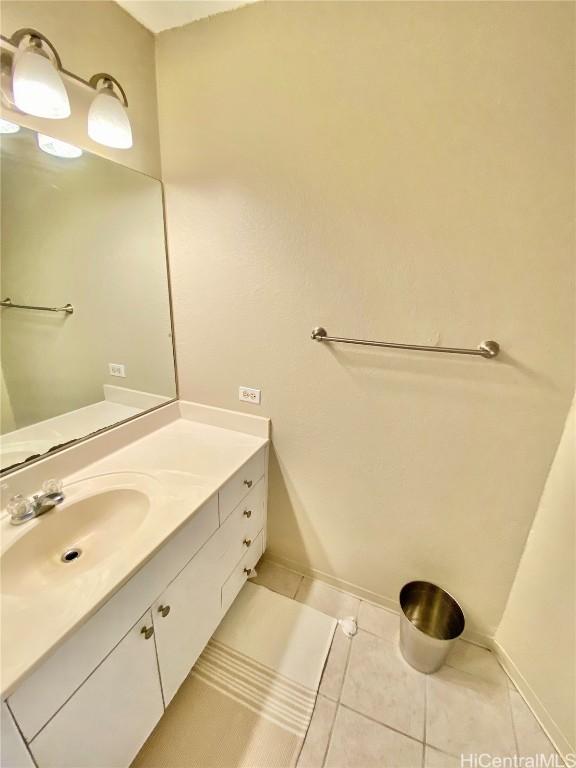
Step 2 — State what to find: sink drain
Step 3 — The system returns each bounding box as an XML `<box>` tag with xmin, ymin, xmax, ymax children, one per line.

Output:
<box><xmin>61</xmin><ymin>548</ymin><xmax>82</xmax><ymax>563</ymax></box>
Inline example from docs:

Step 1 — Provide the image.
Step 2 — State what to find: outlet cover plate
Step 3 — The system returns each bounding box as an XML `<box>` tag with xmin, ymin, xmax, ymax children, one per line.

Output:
<box><xmin>239</xmin><ymin>386</ymin><xmax>261</xmax><ymax>404</ymax></box>
<box><xmin>109</xmin><ymin>363</ymin><xmax>126</xmax><ymax>378</ymax></box>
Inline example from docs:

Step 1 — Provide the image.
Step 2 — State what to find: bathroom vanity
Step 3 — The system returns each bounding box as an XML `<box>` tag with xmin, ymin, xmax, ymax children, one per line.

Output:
<box><xmin>0</xmin><ymin>402</ymin><xmax>269</xmax><ymax>768</ymax></box>
<box><xmin>0</xmin><ymin>114</ymin><xmax>272</xmax><ymax>768</ymax></box>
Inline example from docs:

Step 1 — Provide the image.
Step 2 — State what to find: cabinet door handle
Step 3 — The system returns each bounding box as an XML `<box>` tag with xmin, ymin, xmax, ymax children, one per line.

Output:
<box><xmin>141</xmin><ymin>625</ymin><xmax>154</xmax><ymax>640</ymax></box>
<box><xmin>158</xmin><ymin>604</ymin><xmax>171</xmax><ymax>618</ymax></box>
<box><xmin>243</xmin><ymin>509</ymin><xmax>252</xmax><ymax>518</ymax></box>
<box><xmin>243</xmin><ymin>538</ymin><xmax>252</xmax><ymax>547</ymax></box>
<box><xmin>244</xmin><ymin>567</ymin><xmax>254</xmax><ymax>576</ymax></box>
<box><xmin>243</xmin><ymin>479</ymin><xmax>253</xmax><ymax>488</ymax></box>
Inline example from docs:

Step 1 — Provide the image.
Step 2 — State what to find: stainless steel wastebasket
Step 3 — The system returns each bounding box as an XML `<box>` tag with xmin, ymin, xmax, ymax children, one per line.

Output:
<box><xmin>399</xmin><ymin>581</ymin><xmax>465</xmax><ymax>673</ymax></box>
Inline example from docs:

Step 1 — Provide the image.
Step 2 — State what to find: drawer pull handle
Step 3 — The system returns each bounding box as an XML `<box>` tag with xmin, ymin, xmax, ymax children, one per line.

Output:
<box><xmin>243</xmin><ymin>479</ymin><xmax>253</xmax><ymax>488</ymax></box>
<box><xmin>243</xmin><ymin>509</ymin><xmax>252</xmax><ymax>518</ymax></box>
<box><xmin>141</xmin><ymin>625</ymin><xmax>154</xmax><ymax>640</ymax></box>
<box><xmin>158</xmin><ymin>604</ymin><xmax>171</xmax><ymax>618</ymax></box>
<box><xmin>243</xmin><ymin>538</ymin><xmax>252</xmax><ymax>547</ymax></box>
<box><xmin>244</xmin><ymin>567</ymin><xmax>255</xmax><ymax>576</ymax></box>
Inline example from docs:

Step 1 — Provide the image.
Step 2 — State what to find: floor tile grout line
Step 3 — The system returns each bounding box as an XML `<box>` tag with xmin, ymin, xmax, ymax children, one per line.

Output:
<box><xmin>321</xmin><ymin>624</ymin><xmax>354</xmax><ymax>767</ymax></box>
<box><xmin>295</xmin><ymin>686</ymin><xmax>325</xmax><ymax>767</ymax></box>
<box><xmin>426</xmin><ymin>744</ymin><xmax>468</xmax><ymax>762</ymax></box>
<box><xmin>507</xmin><ymin>682</ymin><xmax>521</xmax><ymax>756</ymax></box>
<box><xmin>337</xmin><ymin>616</ymin><xmax>506</xmax><ymax>687</ymax></box>
<box><xmin>338</xmin><ymin>702</ymin><xmax>426</xmax><ymax>748</ymax></box>
<box><xmin>317</xmin><ymin>696</ymin><xmax>337</xmax><ymax>768</ymax></box>
<box><xmin>422</xmin><ymin>676</ymin><xmax>428</xmax><ymax>768</ymax></box>
<box><xmin>290</xmin><ymin>575</ymin><xmax>304</xmax><ymax>600</ymax></box>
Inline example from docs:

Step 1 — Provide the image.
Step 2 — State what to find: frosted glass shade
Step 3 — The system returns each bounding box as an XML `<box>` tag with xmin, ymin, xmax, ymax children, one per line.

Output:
<box><xmin>0</xmin><ymin>119</ymin><xmax>21</xmax><ymax>134</ymax></box>
<box><xmin>37</xmin><ymin>133</ymin><xmax>82</xmax><ymax>159</ymax></box>
<box><xmin>88</xmin><ymin>90</ymin><xmax>133</xmax><ymax>149</ymax></box>
<box><xmin>12</xmin><ymin>47</ymin><xmax>70</xmax><ymax>119</ymax></box>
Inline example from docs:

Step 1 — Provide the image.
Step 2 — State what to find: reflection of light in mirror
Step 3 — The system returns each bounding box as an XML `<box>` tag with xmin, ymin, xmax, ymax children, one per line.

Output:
<box><xmin>37</xmin><ymin>133</ymin><xmax>83</xmax><ymax>159</ymax></box>
<box><xmin>0</xmin><ymin>119</ymin><xmax>21</xmax><ymax>134</ymax></box>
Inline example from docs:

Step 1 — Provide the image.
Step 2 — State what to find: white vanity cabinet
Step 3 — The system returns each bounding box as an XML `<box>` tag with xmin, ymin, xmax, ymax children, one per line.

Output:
<box><xmin>3</xmin><ymin>444</ymin><xmax>268</xmax><ymax>768</ymax></box>
<box><xmin>153</xmin><ymin>473</ymin><xmax>267</xmax><ymax>704</ymax></box>
<box><xmin>29</xmin><ymin>612</ymin><xmax>164</xmax><ymax>768</ymax></box>
<box><xmin>152</xmin><ymin>542</ymin><xmax>223</xmax><ymax>705</ymax></box>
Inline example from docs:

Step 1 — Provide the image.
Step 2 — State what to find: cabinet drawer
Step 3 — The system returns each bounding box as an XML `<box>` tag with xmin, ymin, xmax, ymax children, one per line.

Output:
<box><xmin>222</xmin><ymin>478</ymin><xmax>266</xmax><ymax>569</ymax></box>
<box><xmin>221</xmin><ymin>531</ymin><xmax>263</xmax><ymax>613</ymax></box>
<box><xmin>219</xmin><ymin>448</ymin><xmax>266</xmax><ymax>524</ymax></box>
<box><xmin>9</xmin><ymin>495</ymin><xmax>218</xmax><ymax>741</ymax></box>
<box><xmin>29</xmin><ymin>612</ymin><xmax>163</xmax><ymax>768</ymax></box>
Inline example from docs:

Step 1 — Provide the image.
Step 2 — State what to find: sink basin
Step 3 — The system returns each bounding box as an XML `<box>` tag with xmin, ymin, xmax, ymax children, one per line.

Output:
<box><xmin>1</xmin><ymin>488</ymin><xmax>149</xmax><ymax>597</ymax></box>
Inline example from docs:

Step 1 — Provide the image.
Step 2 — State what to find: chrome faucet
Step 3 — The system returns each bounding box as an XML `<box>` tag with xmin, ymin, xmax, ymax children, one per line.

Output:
<box><xmin>7</xmin><ymin>479</ymin><xmax>65</xmax><ymax>526</ymax></box>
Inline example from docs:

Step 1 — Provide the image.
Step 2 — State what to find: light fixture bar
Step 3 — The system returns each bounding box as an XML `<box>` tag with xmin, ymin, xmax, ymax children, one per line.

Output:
<box><xmin>89</xmin><ymin>73</ymin><xmax>129</xmax><ymax>107</ymax></box>
<box><xmin>0</xmin><ymin>33</ymin><xmax>129</xmax><ymax>106</ymax></box>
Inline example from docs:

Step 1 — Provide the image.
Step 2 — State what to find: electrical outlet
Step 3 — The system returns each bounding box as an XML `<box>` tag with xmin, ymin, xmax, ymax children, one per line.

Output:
<box><xmin>108</xmin><ymin>363</ymin><xmax>126</xmax><ymax>378</ymax></box>
<box><xmin>239</xmin><ymin>386</ymin><xmax>261</xmax><ymax>404</ymax></box>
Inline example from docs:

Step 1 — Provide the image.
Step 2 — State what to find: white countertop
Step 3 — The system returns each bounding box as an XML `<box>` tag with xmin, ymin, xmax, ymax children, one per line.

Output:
<box><xmin>0</xmin><ymin>409</ymin><xmax>268</xmax><ymax>698</ymax></box>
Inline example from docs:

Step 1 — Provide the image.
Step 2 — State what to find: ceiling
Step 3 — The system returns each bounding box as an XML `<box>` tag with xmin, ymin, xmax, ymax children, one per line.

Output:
<box><xmin>116</xmin><ymin>1</ymin><xmax>257</xmax><ymax>33</ymax></box>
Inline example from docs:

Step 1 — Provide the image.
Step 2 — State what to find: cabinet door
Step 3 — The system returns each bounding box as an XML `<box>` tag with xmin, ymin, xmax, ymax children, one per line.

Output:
<box><xmin>29</xmin><ymin>612</ymin><xmax>163</xmax><ymax>768</ymax></box>
<box><xmin>153</xmin><ymin>550</ymin><xmax>222</xmax><ymax>705</ymax></box>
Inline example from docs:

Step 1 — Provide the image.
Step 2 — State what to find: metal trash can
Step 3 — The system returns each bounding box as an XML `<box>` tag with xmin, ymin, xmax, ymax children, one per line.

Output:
<box><xmin>399</xmin><ymin>581</ymin><xmax>465</xmax><ymax>674</ymax></box>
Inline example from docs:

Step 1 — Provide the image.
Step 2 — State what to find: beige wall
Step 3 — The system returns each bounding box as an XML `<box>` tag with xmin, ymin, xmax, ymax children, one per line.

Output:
<box><xmin>496</xmin><ymin>402</ymin><xmax>575</xmax><ymax>758</ymax></box>
<box><xmin>1</xmin><ymin>126</ymin><xmax>175</xmax><ymax>431</ymax></box>
<box><xmin>157</xmin><ymin>1</ymin><xmax>575</xmax><ymax>636</ymax></box>
<box><xmin>1</xmin><ymin>367</ymin><xmax>15</xmax><ymax>433</ymax></box>
<box><xmin>0</xmin><ymin>1</ymin><xmax>161</xmax><ymax>177</ymax></box>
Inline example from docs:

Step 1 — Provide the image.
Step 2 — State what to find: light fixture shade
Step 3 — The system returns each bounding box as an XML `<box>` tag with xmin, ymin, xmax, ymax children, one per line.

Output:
<box><xmin>37</xmin><ymin>133</ymin><xmax>82</xmax><ymax>158</ymax></box>
<box><xmin>88</xmin><ymin>89</ymin><xmax>132</xmax><ymax>149</ymax></box>
<box><xmin>12</xmin><ymin>47</ymin><xmax>70</xmax><ymax>119</ymax></box>
<box><xmin>0</xmin><ymin>119</ymin><xmax>21</xmax><ymax>134</ymax></box>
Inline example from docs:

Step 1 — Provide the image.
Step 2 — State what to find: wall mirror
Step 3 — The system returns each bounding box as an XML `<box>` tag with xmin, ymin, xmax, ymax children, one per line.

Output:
<box><xmin>0</xmin><ymin>124</ymin><xmax>176</xmax><ymax>474</ymax></box>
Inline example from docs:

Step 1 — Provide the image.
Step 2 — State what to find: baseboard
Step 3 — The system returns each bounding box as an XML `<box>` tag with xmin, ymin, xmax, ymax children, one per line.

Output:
<box><xmin>490</xmin><ymin>640</ymin><xmax>574</xmax><ymax>765</ymax></box>
<box><xmin>264</xmin><ymin>552</ymin><xmax>491</xmax><ymax>648</ymax></box>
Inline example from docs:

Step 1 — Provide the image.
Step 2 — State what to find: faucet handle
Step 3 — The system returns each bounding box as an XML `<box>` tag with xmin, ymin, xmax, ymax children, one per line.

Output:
<box><xmin>41</xmin><ymin>479</ymin><xmax>63</xmax><ymax>495</ymax></box>
<box><xmin>7</xmin><ymin>494</ymin><xmax>34</xmax><ymax>523</ymax></box>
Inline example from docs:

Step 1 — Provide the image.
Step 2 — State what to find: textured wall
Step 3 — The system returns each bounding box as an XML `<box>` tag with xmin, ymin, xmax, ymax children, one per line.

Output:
<box><xmin>162</xmin><ymin>1</ymin><xmax>573</xmax><ymax>635</ymax></box>
<box><xmin>496</xmin><ymin>402</ymin><xmax>575</xmax><ymax>757</ymax></box>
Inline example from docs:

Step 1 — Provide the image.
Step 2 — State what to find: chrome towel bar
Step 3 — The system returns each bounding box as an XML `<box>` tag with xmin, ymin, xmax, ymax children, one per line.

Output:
<box><xmin>311</xmin><ymin>327</ymin><xmax>500</xmax><ymax>359</ymax></box>
<box><xmin>1</xmin><ymin>297</ymin><xmax>74</xmax><ymax>315</ymax></box>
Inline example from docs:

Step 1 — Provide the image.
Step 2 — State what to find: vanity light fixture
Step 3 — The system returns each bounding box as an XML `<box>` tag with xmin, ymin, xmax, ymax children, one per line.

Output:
<box><xmin>10</xmin><ymin>30</ymin><xmax>70</xmax><ymax>119</ymax></box>
<box><xmin>37</xmin><ymin>133</ymin><xmax>82</xmax><ymax>159</ymax></box>
<box><xmin>87</xmin><ymin>75</ymin><xmax>133</xmax><ymax>149</ymax></box>
<box><xmin>2</xmin><ymin>29</ymin><xmax>133</xmax><ymax>149</ymax></box>
<box><xmin>0</xmin><ymin>118</ymin><xmax>20</xmax><ymax>133</ymax></box>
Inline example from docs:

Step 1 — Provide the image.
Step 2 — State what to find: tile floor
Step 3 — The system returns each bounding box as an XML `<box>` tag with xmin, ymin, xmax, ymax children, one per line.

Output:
<box><xmin>252</xmin><ymin>560</ymin><xmax>562</xmax><ymax>768</ymax></box>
